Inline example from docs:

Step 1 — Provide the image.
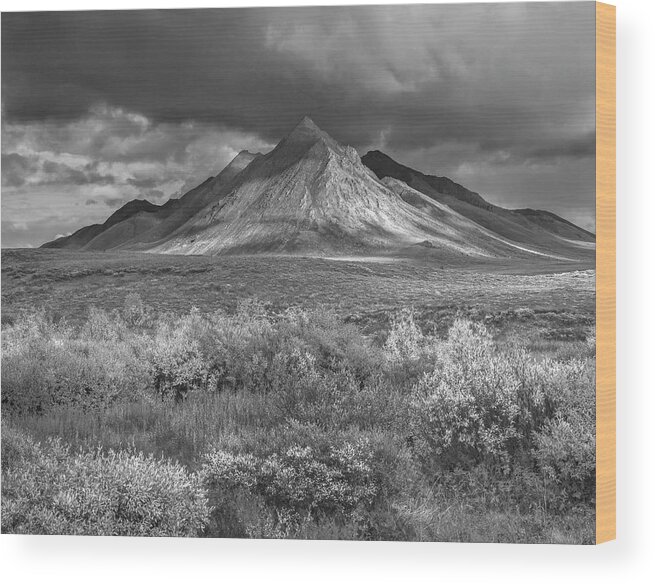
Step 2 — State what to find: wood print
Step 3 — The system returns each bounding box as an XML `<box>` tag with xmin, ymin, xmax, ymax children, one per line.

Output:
<box><xmin>0</xmin><ymin>2</ymin><xmax>615</xmax><ymax>543</ymax></box>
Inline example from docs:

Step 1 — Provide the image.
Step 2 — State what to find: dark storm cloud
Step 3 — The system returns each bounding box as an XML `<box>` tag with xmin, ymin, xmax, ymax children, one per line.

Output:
<box><xmin>2</xmin><ymin>4</ymin><xmax>595</xmax><ymax>151</ymax></box>
<box><xmin>524</xmin><ymin>131</ymin><xmax>596</xmax><ymax>162</ymax></box>
<box><xmin>1</xmin><ymin>8</ymin><xmax>328</xmax><ymax>132</ymax></box>
<box><xmin>1</xmin><ymin>3</ymin><xmax>596</xmax><ymax>246</ymax></box>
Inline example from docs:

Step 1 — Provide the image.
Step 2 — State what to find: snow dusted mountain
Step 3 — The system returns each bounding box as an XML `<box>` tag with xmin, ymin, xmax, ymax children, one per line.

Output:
<box><xmin>43</xmin><ymin>117</ymin><xmax>594</xmax><ymax>261</ymax></box>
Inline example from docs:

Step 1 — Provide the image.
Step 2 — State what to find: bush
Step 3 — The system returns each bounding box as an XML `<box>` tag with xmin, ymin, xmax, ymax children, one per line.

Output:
<box><xmin>147</xmin><ymin>315</ymin><xmax>221</xmax><ymax>402</ymax></box>
<box><xmin>1</xmin><ymin>425</ymin><xmax>210</xmax><ymax>536</ymax></box>
<box><xmin>2</xmin><ymin>300</ymin><xmax>383</xmax><ymax>412</ymax></box>
<box><xmin>277</xmin><ymin>307</ymin><xmax>381</xmax><ymax>383</ymax></box>
<box><xmin>1</xmin><ymin>311</ymin><xmax>148</xmax><ymax>415</ymax></box>
<box><xmin>199</xmin><ymin>429</ymin><xmax>391</xmax><ymax>538</ymax></box>
<box><xmin>201</xmin><ymin>440</ymin><xmax>378</xmax><ymax>514</ymax></box>
<box><xmin>383</xmin><ymin>308</ymin><xmax>437</xmax><ymax>386</ymax></box>
<box><xmin>81</xmin><ymin>306</ymin><xmax>128</xmax><ymax>343</ymax></box>
<box><xmin>121</xmin><ymin>293</ymin><xmax>155</xmax><ymax>328</ymax></box>
<box><xmin>0</xmin><ymin>423</ymin><xmax>41</xmax><ymax>472</ymax></box>
<box><xmin>258</xmin><ymin>442</ymin><xmax>379</xmax><ymax>514</ymax></box>
<box><xmin>408</xmin><ymin>319</ymin><xmax>595</xmax><ymax>507</ymax></box>
<box><xmin>533</xmin><ymin>416</ymin><xmax>595</xmax><ymax>509</ymax></box>
<box><xmin>533</xmin><ymin>362</ymin><xmax>595</xmax><ymax>508</ymax></box>
<box><xmin>384</xmin><ymin>308</ymin><xmax>425</xmax><ymax>363</ymax></box>
<box><xmin>411</xmin><ymin>321</ymin><xmax>526</xmax><ymax>474</ymax></box>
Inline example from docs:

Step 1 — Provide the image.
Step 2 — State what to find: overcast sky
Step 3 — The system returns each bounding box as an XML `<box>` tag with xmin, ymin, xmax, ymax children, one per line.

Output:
<box><xmin>1</xmin><ymin>3</ymin><xmax>596</xmax><ymax>247</ymax></box>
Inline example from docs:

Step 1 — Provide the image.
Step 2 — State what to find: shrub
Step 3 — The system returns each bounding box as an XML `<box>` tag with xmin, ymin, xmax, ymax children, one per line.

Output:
<box><xmin>258</xmin><ymin>442</ymin><xmax>379</xmax><ymax>514</ymax></box>
<box><xmin>0</xmin><ymin>423</ymin><xmax>41</xmax><ymax>472</ymax></box>
<box><xmin>2</xmin><ymin>301</ymin><xmax>383</xmax><ymax>412</ymax></box>
<box><xmin>533</xmin><ymin>416</ymin><xmax>595</xmax><ymax>509</ymax></box>
<box><xmin>277</xmin><ymin>307</ymin><xmax>381</xmax><ymax>383</ymax></box>
<box><xmin>383</xmin><ymin>308</ymin><xmax>437</xmax><ymax>385</ymax></box>
<box><xmin>266</xmin><ymin>349</ymin><xmax>408</xmax><ymax>432</ymax></box>
<box><xmin>198</xmin><ymin>305</ymin><xmax>380</xmax><ymax>395</ymax></box>
<box><xmin>533</xmin><ymin>363</ymin><xmax>595</xmax><ymax>508</ymax></box>
<box><xmin>147</xmin><ymin>322</ymin><xmax>219</xmax><ymax>402</ymax></box>
<box><xmin>410</xmin><ymin>320</ymin><xmax>523</xmax><ymax>474</ymax></box>
<box><xmin>1</xmin><ymin>311</ymin><xmax>148</xmax><ymax>415</ymax></box>
<box><xmin>1</xmin><ymin>425</ymin><xmax>210</xmax><ymax>536</ymax></box>
<box><xmin>81</xmin><ymin>306</ymin><xmax>128</xmax><ymax>343</ymax></box>
<box><xmin>384</xmin><ymin>309</ymin><xmax>424</xmax><ymax>363</ymax></box>
<box><xmin>409</xmin><ymin>320</ymin><xmax>592</xmax><ymax>487</ymax></box>
<box><xmin>199</xmin><ymin>436</ymin><xmax>383</xmax><ymax>537</ymax></box>
<box><xmin>121</xmin><ymin>293</ymin><xmax>155</xmax><ymax>328</ymax></box>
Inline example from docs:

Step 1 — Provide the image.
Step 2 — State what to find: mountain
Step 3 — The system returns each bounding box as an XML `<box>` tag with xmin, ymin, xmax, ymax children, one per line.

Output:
<box><xmin>145</xmin><ymin>117</ymin><xmax>527</xmax><ymax>257</ymax></box>
<box><xmin>86</xmin><ymin>149</ymin><xmax>265</xmax><ymax>252</ymax></box>
<box><xmin>361</xmin><ymin>150</ymin><xmax>595</xmax><ymax>249</ymax></box>
<box><xmin>41</xmin><ymin>198</ymin><xmax>166</xmax><ymax>250</ymax></box>
<box><xmin>44</xmin><ymin>150</ymin><xmax>262</xmax><ymax>251</ymax></box>
<box><xmin>43</xmin><ymin>117</ymin><xmax>593</xmax><ymax>262</ymax></box>
<box><xmin>512</xmin><ymin>208</ymin><xmax>595</xmax><ymax>240</ymax></box>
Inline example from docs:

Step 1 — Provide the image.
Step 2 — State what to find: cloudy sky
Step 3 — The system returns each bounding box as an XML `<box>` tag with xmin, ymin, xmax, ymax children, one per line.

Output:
<box><xmin>1</xmin><ymin>3</ymin><xmax>596</xmax><ymax>247</ymax></box>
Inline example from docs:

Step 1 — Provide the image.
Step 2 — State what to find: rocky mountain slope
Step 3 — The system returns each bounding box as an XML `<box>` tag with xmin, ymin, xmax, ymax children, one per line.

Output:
<box><xmin>361</xmin><ymin>150</ymin><xmax>595</xmax><ymax>251</ymax></box>
<box><xmin>43</xmin><ymin>118</ymin><xmax>593</xmax><ymax>262</ymax></box>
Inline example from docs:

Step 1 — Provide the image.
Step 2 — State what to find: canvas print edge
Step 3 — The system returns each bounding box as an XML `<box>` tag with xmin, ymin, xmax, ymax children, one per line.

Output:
<box><xmin>595</xmin><ymin>0</ymin><xmax>616</xmax><ymax>545</ymax></box>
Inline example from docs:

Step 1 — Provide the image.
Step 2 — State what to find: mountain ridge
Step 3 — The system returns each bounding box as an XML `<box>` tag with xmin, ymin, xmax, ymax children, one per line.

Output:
<box><xmin>42</xmin><ymin>117</ymin><xmax>593</xmax><ymax>262</ymax></box>
<box><xmin>146</xmin><ymin>117</ymin><xmax>500</xmax><ymax>257</ymax></box>
<box><xmin>361</xmin><ymin>150</ymin><xmax>594</xmax><ymax>246</ymax></box>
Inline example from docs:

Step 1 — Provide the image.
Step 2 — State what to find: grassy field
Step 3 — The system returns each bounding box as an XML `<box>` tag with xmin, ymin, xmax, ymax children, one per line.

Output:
<box><xmin>1</xmin><ymin>249</ymin><xmax>595</xmax><ymax>542</ymax></box>
<box><xmin>1</xmin><ymin>249</ymin><xmax>594</xmax><ymax>340</ymax></box>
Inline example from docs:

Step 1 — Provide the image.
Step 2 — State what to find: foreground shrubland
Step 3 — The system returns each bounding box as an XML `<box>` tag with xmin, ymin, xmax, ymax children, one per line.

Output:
<box><xmin>1</xmin><ymin>296</ymin><xmax>595</xmax><ymax>542</ymax></box>
<box><xmin>1</xmin><ymin>425</ymin><xmax>209</xmax><ymax>536</ymax></box>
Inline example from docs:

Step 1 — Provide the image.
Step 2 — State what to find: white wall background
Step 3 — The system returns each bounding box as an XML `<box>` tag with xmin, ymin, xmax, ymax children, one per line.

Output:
<box><xmin>1</xmin><ymin>0</ymin><xmax>653</xmax><ymax>582</ymax></box>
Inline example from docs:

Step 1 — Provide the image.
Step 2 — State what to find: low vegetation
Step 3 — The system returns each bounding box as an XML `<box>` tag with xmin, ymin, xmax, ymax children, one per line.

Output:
<box><xmin>1</xmin><ymin>294</ymin><xmax>595</xmax><ymax>542</ymax></box>
<box><xmin>1</xmin><ymin>425</ymin><xmax>209</xmax><ymax>536</ymax></box>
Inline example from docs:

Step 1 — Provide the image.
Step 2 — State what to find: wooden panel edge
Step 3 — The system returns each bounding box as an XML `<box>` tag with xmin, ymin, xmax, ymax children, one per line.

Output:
<box><xmin>595</xmin><ymin>1</ymin><xmax>616</xmax><ymax>545</ymax></box>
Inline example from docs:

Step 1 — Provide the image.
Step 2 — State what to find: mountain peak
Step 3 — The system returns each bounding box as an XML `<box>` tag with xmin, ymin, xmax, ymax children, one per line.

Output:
<box><xmin>296</xmin><ymin>116</ymin><xmax>321</xmax><ymax>132</ymax></box>
<box><xmin>103</xmin><ymin>198</ymin><xmax>160</xmax><ymax>228</ymax></box>
<box><xmin>285</xmin><ymin>116</ymin><xmax>333</xmax><ymax>143</ymax></box>
<box><xmin>271</xmin><ymin>116</ymin><xmax>339</xmax><ymax>161</ymax></box>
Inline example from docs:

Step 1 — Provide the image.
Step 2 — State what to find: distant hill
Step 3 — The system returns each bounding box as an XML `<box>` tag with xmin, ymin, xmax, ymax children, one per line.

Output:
<box><xmin>43</xmin><ymin>118</ymin><xmax>593</xmax><ymax>262</ymax></box>
<box><xmin>513</xmin><ymin>208</ymin><xmax>595</xmax><ymax>240</ymax></box>
<box><xmin>41</xmin><ymin>199</ymin><xmax>164</xmax><ymax>250</ymax></box>
<box><xmin>361</xmin><ymin>150</ymin><xmax>595</xmax><ymax>248</ymax></box>
<box><xmin>43</xmin><ymin>150</ymin><xmax>262</xmax><ymax>252</ymax></box>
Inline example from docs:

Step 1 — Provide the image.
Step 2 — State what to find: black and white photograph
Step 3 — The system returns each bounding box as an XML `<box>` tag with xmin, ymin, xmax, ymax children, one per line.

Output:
<box><xmin>2</xmin><ymin>2</ymin><xmax>598</xmax><ymax>543</ymax></box>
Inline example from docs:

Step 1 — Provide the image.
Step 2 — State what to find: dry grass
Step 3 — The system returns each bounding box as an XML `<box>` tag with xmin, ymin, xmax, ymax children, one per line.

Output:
<box><xmin>2</xmin><ymin>249</ymin><xmax>594</xmax><ymax>342</ymax></box>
